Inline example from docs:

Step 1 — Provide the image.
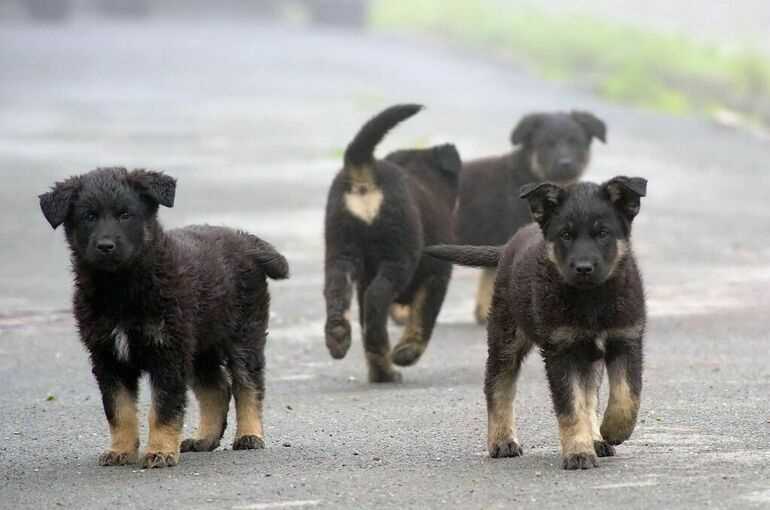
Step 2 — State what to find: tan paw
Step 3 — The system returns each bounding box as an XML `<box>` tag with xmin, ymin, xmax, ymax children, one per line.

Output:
<box><xmin>142</xmin><ymin>451</ymin><xmax>180</xmax><ymax>469</ymax></box>
<box><xmin>98</xmin><ymin>449</ymin><xmax>138</xmax><ymax>466</ymax></box>
<box><xmin>562</xmin><ymin>452</ymin><xmax>598</xmax><ymax>470</ymax></box>
<box><xmin>488</xmin><ymin>438</ymin><xmax>523</xmax><ymax>458</ymax></box>
<box><xmin>232</xmin><ymin>435</ymin><xmax>265</xmax><ymax>450</ymax></box>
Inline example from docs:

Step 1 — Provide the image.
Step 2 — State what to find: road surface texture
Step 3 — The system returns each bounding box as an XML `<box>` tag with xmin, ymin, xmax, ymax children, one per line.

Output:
<box><xmin>1</xmin><ymin>18</ymin><xmax>769</xmax><ymax>510</ymax></box>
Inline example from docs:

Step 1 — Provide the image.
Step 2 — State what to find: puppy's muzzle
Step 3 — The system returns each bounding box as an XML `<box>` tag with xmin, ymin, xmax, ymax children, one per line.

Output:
<box><xmin>551</xmin><ymin>159</ymin><xmax>578</xmax><ymax>181</ymax></box>
<box><xmin>97</xmin><ymin>239</ymin><xmax>116</xmax><ymax>254</ymax></box>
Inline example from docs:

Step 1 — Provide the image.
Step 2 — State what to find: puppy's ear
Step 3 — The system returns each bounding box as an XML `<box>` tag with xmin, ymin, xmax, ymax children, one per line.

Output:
<box><xmin>433</xmin><ymin>144</ymin><xmax>462</xmax><ymax>176</ymax></box>
<box><xmin>601</xmin><ymin>176</ymin><xmax>647</xmax><ymax>223</ymax></box>
<box><xmin>128</xmin><ymin>170</ymin><xmax>176</xmax><ymax>208</ymax></box>
<box><xmin>510</xmin><ymin>113</ymin><xmax>544</xmax><ymax>147</ymax></box>
<box><xmin>520</xmin><ymin>182</ymin><xmax>566</xmax><ymax>227</ymax></box>
<box><xmin>570</xmin><ymin>111</ymin><xmax>607</xmax><ymax>143</ymax></box>
<box><xmin>39</xmin><ymin>176</ymin><xmax>80</xmax><ymax>229</ymax></box>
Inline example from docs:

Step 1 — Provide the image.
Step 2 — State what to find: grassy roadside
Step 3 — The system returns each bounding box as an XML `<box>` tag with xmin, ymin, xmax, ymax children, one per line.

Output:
<box><xmin>369</xmin><ymin>0</ymin><xmax>770</xmax><ymax>128</ymax></box>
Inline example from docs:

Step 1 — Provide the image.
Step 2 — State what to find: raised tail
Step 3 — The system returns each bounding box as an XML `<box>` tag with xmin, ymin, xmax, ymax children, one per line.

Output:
<box><xmin>424</xmin><ymin>244</ymin><xmax>502</xmax><ymax>268</ymax></box>
<box><xmin>247</xmin><ymin>238</ymin><xmax>290</xmax><ymax>280</ymax></box>
<box><xmin>344</xmin><ymin>104</ymin><xmax>424</xmax><ymax>167</ymax></box>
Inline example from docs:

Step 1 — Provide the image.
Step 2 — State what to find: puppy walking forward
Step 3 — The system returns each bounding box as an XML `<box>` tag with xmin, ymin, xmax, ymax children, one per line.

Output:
<box><xmin>427</xmin><ymin>176</ymin><xmax>647</xmax><ymax>469</ymax></box>
<box><xmin>40</xmin><ymin>168</ymin><xmax>288</xmax><ymax>468</ymax></box>
<box><xmin>324</xmin><ymin>104</ymin><xmax>461</xmax><ymax>382</ymax></box>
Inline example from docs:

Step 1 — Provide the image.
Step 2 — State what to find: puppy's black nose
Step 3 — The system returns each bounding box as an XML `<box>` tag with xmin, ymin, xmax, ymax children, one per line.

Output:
<box><xmin>97</xmin><ymin>239</ymin><xmax>116</xmax><ymax>254</ymax></box>
<box><xmin>574</xmin><ymin>262</ymin><xmax>594</xmax><ymax>275</ymax></box>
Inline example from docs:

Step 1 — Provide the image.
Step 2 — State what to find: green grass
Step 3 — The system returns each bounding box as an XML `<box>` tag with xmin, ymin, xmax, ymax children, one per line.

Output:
<box><xmin>370</xmin><ymin>0</ymin><xmax>770</xmax><ymax>124</ymax></box>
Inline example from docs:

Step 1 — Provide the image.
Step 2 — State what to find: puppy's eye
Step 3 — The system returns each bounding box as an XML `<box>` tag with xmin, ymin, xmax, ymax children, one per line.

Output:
<box><xmin>118</xmin><ymin>212</ymin><xmax>133</xmax><ymax>221</ymax></box>
<box><xmin>559</xmin><ymin>231</ymin><xmax>573</xmax><ymax>241</ymax></box>
<box><xmin>597</xmin><ymin>229</ymin><xmax>610</xmax><ymax>239</ymax></box>
<box><xmin>84</xmin><ymin>211</ymin><xmax>97</xmax><ymax>222</ymax></box>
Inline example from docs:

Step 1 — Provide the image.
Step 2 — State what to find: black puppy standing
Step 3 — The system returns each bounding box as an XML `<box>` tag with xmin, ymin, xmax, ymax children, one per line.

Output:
<box><xmin>455</xmin><ymin>111</ymin><xmax>606</xmax><ymax>324</ymax></box>
<box><xmin>39</xmin><ymin>168</ymin><xmax>288</xmax><ymax>468</ymax></box>
<box><xmin>427</xmin><ymin>176</ymin><xmax>646</xmax><ymax>469</ymax></box>
<box><xmin>324</xmin><ymin>104</ymin><xmax>461</xmax><ymax>382</ymax></box>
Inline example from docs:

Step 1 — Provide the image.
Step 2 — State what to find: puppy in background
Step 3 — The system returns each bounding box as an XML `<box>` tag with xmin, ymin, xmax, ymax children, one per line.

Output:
<box><xmin>324</xmin><ymin>104</ymin><xmax>461</xmax><ymax>382</ymax></box>
<box><xmin>40</xmin><ymin>168</ymin><xmax>288</xmax><ymax>468</ymax></box>
<box><xmin>455</xmin><ymin>111</ymin><xmax>606</xmax><ymax>324</ymax></box>
<box><xmin>427</xmin><ymin>176</ymin><xmax>646</xmax><ymax>470</ymax></box>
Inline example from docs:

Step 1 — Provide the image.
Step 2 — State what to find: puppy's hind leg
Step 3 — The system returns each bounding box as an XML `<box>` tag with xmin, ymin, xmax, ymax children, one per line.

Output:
<box><xmin>181</xmin><ymin>355</ymin><xmax>231</xmax><ymax>453</ymax></box>
<box><xmin>392</xmin><ymin>266</ymin><xmax>451</xmax><ymax>367</ymax></box>
<box><xmin>229</xmin><ymin>343</ymin><xmax>266</xmax><ymax>451</ymax></box>
<box><xmin>362</xmin><ymin>262</ymin><xmax>408</xmax><ymax>383</ymax></box>
<box><xmin>474</xmin><ymin>267</ymin><xmax>496</xmax><ymax>325</ymax></box>
<box><xmin>324</xmin><ymin>258</ymin><xmax>357</xmax><ymax>359</ymax></box>
<box><xmin>486</xmin><ymin>328</ymin><xmax>532</xmax><ymax>458</ymax></box>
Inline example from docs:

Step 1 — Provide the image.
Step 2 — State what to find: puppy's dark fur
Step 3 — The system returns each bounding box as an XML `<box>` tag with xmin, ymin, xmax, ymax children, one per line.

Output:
<box><xmin>454</xmin><ymin>111</ymin><xmax>607</xmax><ymax>323</ymax></box>
<box><xmin>39</xmin><ymin>168</ymin><xmax>288</xmax><ymax>468</ymax></box>
<box><xmin>324</xmin><ymin>104</ymin><xmax>461</xmax><ymax>382</ymax></box>
<box><xmin>427</xmin><ymin>176</ymin><xmax>647</xmax><ymax>470</ymax></box>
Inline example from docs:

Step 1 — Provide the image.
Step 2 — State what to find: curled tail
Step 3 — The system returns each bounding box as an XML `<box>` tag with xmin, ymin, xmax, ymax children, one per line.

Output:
<box><xmin>424</xmin><ymin>244</ymin><xmax>502</xmax><ymax>268</ymax></box>
<box><xmin>344</xmin><ymin>104</ymin><xmax>424</xmax><ymax>167</ymax></box>
<box><xmin>247</xmin><ymin>238</ymin><xmax>290</xmax><ymax>280</ymax></box>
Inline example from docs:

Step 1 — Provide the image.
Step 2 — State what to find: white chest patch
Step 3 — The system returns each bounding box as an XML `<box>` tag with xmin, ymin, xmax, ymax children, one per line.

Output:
<box><xmin>344</xmin><ymin>188</ymin><xmax>383</xmax><ymax>225</ymax></box>
<box><xmin>112</xmin><ymin>327</ymin><xmax>130</xmax><ymax>362</ymax></box>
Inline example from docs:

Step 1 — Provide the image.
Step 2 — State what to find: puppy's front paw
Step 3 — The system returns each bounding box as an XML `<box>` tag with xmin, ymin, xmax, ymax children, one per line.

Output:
<box><xmin>391</xmin><ymin>341</ymin><xmax>425</xmax><ymax>367</ymax></box>
<box><xmin>562</xmin><ymin>452</ymin><xmax>598</xmax><ymax>470</ymax></box>
<box><xmin>233</xmin><ymin>435</ymin><xmax>265</xmax><ymax>450</ymax></box>
<box><xmin>142</xmin><ymin>451</ymin><xmax>179</xmax><ymax>469</ymax></box>
<box><xmin>325</xmin><ymin>319</ymin><xmax>351</xmax><ymax>359</ymax></box>
<box><xmin>593</xmin><ymin>440</ymin><xmax>616</xmax><ymax>458</ymax></box>
<box><xmin>98</xmin><ymin>449</ymin><xmax>138</xmax><ymax>466</ymax></box>
<box><xmin>181</xmin><ymin>437</ymin><xmax>220</xmax><ymax>453</ymax></box>
<box><xmin>488</xmin><ymin>438</ymin><xmax>523</xmax><ymax>458</ymax></box>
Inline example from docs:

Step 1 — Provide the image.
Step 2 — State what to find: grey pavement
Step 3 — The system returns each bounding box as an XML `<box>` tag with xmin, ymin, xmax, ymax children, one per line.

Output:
<box><xmin>0</xmin><ymin>18</ymin><xmax>769</xmax><ymax>510</ymax></box>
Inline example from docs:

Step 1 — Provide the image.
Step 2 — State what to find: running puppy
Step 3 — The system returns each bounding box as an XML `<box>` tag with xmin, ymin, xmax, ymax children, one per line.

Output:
<box><xmin>324</xmin><ymin>104</ymin><xmax>461</xmax><ymax>382</ymax></box>
<box><xmin>427</xmin><ymin>176</ymin><xmax>646</xmax><ymax>469</ymax></box>
<box><xmin>455</xmin><ymin>111</ymin><xmax>606</xmax><ymax>324</ymax></box>
<box><xmin>39</xmin><ymin>167</ymin><xmax>288</xmax><ymax>468</ymax></box>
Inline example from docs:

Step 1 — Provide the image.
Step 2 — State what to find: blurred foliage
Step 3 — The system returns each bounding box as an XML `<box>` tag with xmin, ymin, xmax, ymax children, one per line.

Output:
<box><xmin>371</xmin><ymin>0</ymin><xmax>770</xmax><ymax>125</ymax></box>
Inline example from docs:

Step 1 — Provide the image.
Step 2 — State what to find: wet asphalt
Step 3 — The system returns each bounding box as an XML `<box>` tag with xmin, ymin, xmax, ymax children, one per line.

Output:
<box><xmin>0</xmin><ymin>18</ymin><xmax>769</xmax><ymax>510</ymax></box>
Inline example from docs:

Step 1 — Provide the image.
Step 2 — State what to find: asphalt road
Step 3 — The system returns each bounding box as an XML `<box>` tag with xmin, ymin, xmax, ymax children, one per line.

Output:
<box><xmin>1</xmin><ymin>19</ymin><xmax>769</xmax><ymax>510</ymax></box>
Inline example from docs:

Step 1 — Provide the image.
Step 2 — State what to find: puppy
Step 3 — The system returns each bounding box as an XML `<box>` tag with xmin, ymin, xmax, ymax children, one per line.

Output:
<box><xmin>426</xmin><ymin>176</ymin><xmax>647</xmax><ymax>470</ymax></box>
<box><xmin>324</xmin><ymin>104</ymin><xmax>461</xmax><ymax>382</ymax></box>
<box><xmin>39</xmin><ymin>167</ymin><xmax>288</xmax><ymax>468</ymax></box>
<box><xmin>455</xmin><ymin>111</ymin><xmax>607</xmax><ymax>324</ymax></box>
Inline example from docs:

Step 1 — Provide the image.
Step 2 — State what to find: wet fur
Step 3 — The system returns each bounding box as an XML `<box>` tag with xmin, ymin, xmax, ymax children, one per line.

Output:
<box><xmin>39</xmin><ymin>167</ymin><xmax>288</xmax><ymax>468</ymax></box>
<box><xmin>427</xmin><ymin>176</ymin><xmax>646</xmax><ymax>470</ymax></box>
<box><xmin>454</xmin><ymin>111</ymin><xmax>606</xmax><ymax>323</ymax></box>
<box><xmin>324</xmin><ymin>104</ymin><xmax>461</xmax><ymax>382</ymax></box>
